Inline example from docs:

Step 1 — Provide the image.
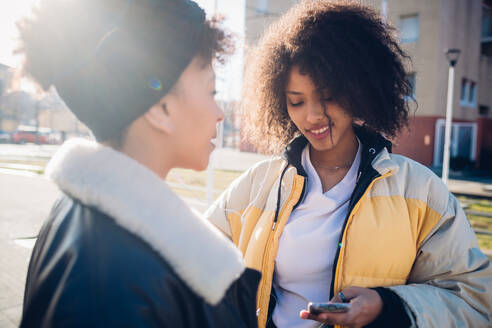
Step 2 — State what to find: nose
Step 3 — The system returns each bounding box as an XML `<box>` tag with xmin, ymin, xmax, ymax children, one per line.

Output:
<box><xmin>306</xmin><ymin>101</ymin><xmax>325</xmax><ymax>124</ymax></box>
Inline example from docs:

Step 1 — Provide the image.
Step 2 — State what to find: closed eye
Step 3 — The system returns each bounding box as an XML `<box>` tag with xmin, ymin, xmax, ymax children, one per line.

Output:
<box><xmin>289</xmin><ymin>101</ymin><xmax>304</xmax><ymax>107</ymax></box>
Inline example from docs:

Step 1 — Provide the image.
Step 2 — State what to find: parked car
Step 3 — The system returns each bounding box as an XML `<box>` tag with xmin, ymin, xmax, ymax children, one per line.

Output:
<box><xmin>46</xmin><ymin>131</ymin><xmax>62</xmax><ymax>145</ymax></box>
<box><xmin>11</xmin><ymin>126</ymin><xmax>49</xmax><ymax>144</ymax></box>
<box><xmin>0</xmin><ymin>130</ymin><xmax>10</xmax><ymax>143</ymax></box>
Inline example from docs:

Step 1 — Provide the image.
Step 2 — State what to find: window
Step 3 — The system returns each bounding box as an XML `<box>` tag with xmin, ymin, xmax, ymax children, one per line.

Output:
<box><xmin>479</xmin><ymin>105</ymin><xmax>489</xmax><ymax>116</ymax></box>
<box><xmin>405</xmin><ymin>72</ymin><xmax>416</xmax><ymax>100</ymax></box>
<box><xmin>482</xmin><ymin>5</ymin><xmax>492</xmax><ymax>40</ymax></box>
<box><xmin>398</xmin><ymin>14</ymin><xmax>419</xmax><ymax>43</ymax></box>
<box><xmin>460</xmin><ymin>78</ymin><xmax>469</xmax><ymax>104</ymax></box>
<box><xmin>255</xmin><ymin>0</ymin><xmax>268</xmax><ymax>13</ymax></box>
<box><xmin>460</xmin><ymin>78</ymin><xmax>477</xmax><ymax>108</ymax></box>
<box><xmin>433</xmin><ymin>120</ymin><xmax>477</xmax><ymax>166</ymax></box>
<box><xmin>468</xmin><ymin>82</ymin><xmax>476</xmax><ymax>106</ymax></box>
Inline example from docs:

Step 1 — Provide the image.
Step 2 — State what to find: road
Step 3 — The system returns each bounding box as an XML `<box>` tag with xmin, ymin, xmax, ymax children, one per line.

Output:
<box><xmin>0</xmin><ymin>143</ymin><xmax>270</xmax><ymax>172</ymax></box>
<box><xmin>0</xmin><ymin>144</ymin><xmax>58</xmax><ymax>162</ymax></box>
<box><xmin>0</xmin><ymin>172</ymin><xmax>59</xmax><ymax>327</ymax></box>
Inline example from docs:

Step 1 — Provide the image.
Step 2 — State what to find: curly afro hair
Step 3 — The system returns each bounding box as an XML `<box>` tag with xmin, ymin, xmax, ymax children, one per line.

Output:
<box><xmin>242</xmin><ymin>0</ymin><xmax>413</xmax><ymax>154</ymax></box>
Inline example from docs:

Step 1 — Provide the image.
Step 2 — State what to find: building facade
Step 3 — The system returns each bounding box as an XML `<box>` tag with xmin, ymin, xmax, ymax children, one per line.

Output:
<box><xmin>0</xmin><ymin>64</ymin><xmax>89</xmax><ymax>137</ymax></box>
<box><xmin>244</xmin><ymin>0</ymin><xmax>492</xmax><ymax>171</ymax></box>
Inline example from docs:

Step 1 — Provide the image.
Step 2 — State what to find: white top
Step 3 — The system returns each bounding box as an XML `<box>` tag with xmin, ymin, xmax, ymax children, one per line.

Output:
<box><xmin>272</xmin><ymin>140</ymin><xmax>361</xmax><ymax>328</ymax></box>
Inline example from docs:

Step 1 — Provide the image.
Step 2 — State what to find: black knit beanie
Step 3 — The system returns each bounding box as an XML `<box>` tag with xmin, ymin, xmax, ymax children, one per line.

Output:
<box><xmin>49</xmin><ymin>0</ymin><xmax>207</xmax><ymax>141</ymax></box>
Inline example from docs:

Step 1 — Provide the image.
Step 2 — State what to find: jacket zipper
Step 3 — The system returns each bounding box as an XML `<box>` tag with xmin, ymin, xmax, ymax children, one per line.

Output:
<box><xmin>292</xmin><ymin>176</ymin><xmax>308</xmax><ymax>211</ymax></box>
<box><xmin>271</xmin><ymin>164</ymin><xmax>290</xmax><ymax>231</ymax></box>
<box><xmin>328</xmin><ymin>168</ymin><xmax>380</xmax><ymax>299</ymax></box>
<box><xmin>260</xmin><ymin>164</ymin><xmax>304</xmax><ymax>327</ymax></box>
<box><xmin>329</xmin><ymin>171</ymin><xmax>394</xmax><ymax>300</ymax></box>
<box><xmin>257</xmin><ymin>163</ymin><xmax>289</xmax><ymax>324</ymax></box>
<box><xmin>265</xmin><ymin>290</ymin><xmax>278</xmax><ymax>327</ymax></box>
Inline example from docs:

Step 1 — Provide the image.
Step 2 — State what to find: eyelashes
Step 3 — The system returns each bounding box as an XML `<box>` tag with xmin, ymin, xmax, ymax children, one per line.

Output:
<box><xmin>287</xmin><ymin>97</ymin><xmax>334</xmax><ymax>107</ymax></box>
<box><xmin>289</xmin><ymin>101</ymin><xmax>304</xmax><ymax>107</ymax></box>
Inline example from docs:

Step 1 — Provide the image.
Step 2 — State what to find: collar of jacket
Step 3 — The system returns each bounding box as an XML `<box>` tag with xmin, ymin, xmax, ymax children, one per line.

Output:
<box><xmin>281</xmin><ymin>125</ymin><xmax>393</xmax><ymax>176</ymax></box>
<box><xmin>45</xmin><ymin>138</ymin><xmax>245</xmax><ymax>305</ymax></box>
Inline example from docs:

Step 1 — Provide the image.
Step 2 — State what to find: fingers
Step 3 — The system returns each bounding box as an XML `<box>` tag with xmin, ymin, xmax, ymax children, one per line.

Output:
<box><xmin>300</xmin><ymin>309</ymin><xmax>354</xmax><ymax>326</ymax></box>
<box><xmin>299</xmin><ymin>310</ymin><xmax>313</xmax><ymax>320</ymax></box>
<box><xmin>330</xmin><ymin>286</ymin><xmax>361</xmax><ymax>303</ymax></box>
<box><xmin>301</xmin><ymin>286</ymin><xmax>365</xmax><ymax>326</ymax></box>
<box><xmin>302</xmin><ymin>287</ymin><xmax>383</xmax><ymax>328</ymax></box>
<box><xmin>331</xmin><ymin>293</ymin><xmax>342</xmax><ymax>303</ymax></box>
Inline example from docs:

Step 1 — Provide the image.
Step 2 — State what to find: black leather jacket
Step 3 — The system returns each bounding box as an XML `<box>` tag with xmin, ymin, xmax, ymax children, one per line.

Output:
<box><xmin>21</xmin><ymin>196</ymin><xmax>261</xmax><ymax>328</ymax></box>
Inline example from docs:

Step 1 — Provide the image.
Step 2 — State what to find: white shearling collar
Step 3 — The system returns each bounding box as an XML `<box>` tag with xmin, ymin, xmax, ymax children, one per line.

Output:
<box><xmin>46</xmin><ymin>138</ymin><xmax>245</xmax><ymax>305</ymax></box>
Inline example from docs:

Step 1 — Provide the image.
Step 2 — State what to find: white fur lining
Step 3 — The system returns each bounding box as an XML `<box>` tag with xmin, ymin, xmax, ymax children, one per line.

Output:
<box><xmin>46</xmin><ymin>138</ymin><xmax>245</xmax><ymax>305</ymax></box>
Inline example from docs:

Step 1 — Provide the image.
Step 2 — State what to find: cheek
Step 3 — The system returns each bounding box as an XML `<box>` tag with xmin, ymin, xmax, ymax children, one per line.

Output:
<box><xmin>328</xmin><ymin>104</ymin><xmax>350</xmax><ymax>120</ymax></box>
<box><xmin>337</xmin><ymin>112</ymin><xmax>353</xmax><ymax>128</ymax></box>
<box><xmin>287</xmin><ymin>109</ymin><xmax>302</xmax><ymax>130</ymax></box>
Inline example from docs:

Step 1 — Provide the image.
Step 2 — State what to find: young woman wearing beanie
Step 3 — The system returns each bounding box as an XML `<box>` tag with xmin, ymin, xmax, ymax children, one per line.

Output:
<box><xmin>205</xmin><ymin>1</ymin><xmax>492</xmax><ymax>327</ymax></box>
<box><xmin>18</xmin><ymin>0</ymin><xmax>260</xmax><ymax>327</ymax></box>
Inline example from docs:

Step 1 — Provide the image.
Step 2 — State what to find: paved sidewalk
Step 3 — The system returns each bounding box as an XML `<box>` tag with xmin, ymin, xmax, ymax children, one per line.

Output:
<box><xmin>447</xmin><ymin>179</ymin><xmax>492</xmax><ymax>198</ymax></box>
<box><xmin>0</xmin><ymin>173</ymin><xmax>60</xmax><ymax>328</ymax></box>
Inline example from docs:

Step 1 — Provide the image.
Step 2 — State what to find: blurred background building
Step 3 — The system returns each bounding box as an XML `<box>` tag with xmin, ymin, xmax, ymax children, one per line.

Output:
<box><xmin>243</xmin><ymin>0</ymin><xmax>492</xmax><ymax>172</ymax></box>
<box><xmin>0</xmin><ymin>63</ymin><xmax>89</xmax><ymax>142</ymax></box>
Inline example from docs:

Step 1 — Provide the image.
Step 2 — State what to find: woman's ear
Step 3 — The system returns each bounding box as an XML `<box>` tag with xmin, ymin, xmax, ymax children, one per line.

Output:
<box><xmin>144</xmin><ymin>103</ymin><xmax>174</xmax><ymax>134</ymax></box>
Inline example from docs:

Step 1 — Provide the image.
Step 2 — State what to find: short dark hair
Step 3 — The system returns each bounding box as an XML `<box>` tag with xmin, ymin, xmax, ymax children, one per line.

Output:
<box><xmin>242</xmin><ymin>0</ymin><xmax>413</xmax><ymax>153</ymax></box>
<box><xmin>16</xmin><ymin>0</ymin><xmax>233</xmax><ymax>142</ymax></box>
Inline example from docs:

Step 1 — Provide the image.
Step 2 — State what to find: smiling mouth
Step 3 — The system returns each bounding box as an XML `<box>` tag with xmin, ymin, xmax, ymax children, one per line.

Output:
<box><xmin>306</xmin><ymin>124</ymin><xmax>331</xmax><ymax>140</ymax></box>
<box><xmin>309</xmin><ymin>126</ymin><xmax>329</xmax><ymax>135</ymax></box>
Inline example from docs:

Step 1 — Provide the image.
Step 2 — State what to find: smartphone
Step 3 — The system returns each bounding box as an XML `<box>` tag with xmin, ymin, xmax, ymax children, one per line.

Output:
<box><xmin>308</xmin><ymin>302</ymin><xmax>351</xmax><ymax>315</ymax></box>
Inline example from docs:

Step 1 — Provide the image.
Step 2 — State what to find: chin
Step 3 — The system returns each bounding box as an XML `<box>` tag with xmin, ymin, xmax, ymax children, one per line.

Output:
<box><xmin>192</xmin><ymin>157</ymin><xmax>210</xmax><ymax>171</ymax></box>
<box><xmin>307</xmin><ymin>138</ymin><xmax>338</xmax><ymax>152</ymax></box>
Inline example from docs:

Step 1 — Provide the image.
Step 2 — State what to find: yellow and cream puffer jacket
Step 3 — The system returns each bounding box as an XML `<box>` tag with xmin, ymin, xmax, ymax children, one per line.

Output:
<box><xmin>205</xmin><ymin>127</ymin><xmax>492</xmax><ymax>328</ymax></box>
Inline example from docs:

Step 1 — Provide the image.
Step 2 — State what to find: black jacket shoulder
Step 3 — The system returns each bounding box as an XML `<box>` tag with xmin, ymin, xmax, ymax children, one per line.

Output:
<box><xmin>21</xmin><ymin>195</ymin><xmax>260</xmax><ymax>328</ymax></box>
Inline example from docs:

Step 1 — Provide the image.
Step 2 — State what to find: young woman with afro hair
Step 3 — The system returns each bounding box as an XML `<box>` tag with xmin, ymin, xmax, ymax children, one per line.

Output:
<box><xmin>205</xmin><ymin>1</ymin><xmax>492</xmax><ymax>327</ymax></box>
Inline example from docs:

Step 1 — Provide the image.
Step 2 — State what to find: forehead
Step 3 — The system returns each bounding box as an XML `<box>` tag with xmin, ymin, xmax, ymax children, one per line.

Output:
<box><xmin>173</xmin><ymin>56</ymin><xmax>214</xmax><ymax>93</ymax></box>
<box><xmin>187</xmin><ymin>57</ymin><xmax>214</xmax><ymax>78</ymax></box>
<box><xmin>285</xmin><ymin>65</ymin><xmax>317</xmax><ymax>92</ymax></box>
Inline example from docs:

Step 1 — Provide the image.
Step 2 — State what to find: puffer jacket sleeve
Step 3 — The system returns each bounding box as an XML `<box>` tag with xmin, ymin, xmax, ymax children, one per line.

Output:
<box><xmin>204</xmin><ymin>167</ymin><xmax>254</xmax><ymax>241</ymax></box>
<box><xmin>387</xmin><ymin>192</ymin><xmax>492</xmax><ymax>327</ymax></box>
<box><xmin>205</xmin><ymin>159</ymin><xmax>283</xmax><ymax>245</ymax></box>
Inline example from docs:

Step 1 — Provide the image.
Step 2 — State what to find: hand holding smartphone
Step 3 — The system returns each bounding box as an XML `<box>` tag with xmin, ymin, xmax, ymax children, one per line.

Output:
<box><xmin>307</xmin><ymin>302</ymin><xmax>351</xmax><ymax>315</ymax></box>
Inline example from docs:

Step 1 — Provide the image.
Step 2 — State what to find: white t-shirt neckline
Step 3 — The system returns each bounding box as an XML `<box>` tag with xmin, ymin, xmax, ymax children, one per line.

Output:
<box><xmin>304</xmin><ymin>140</ymin><xmax>362</xmax><ymax>201</ymax></box>
<box><xmin>272</xmin><ymin>138</ymin><xmax>361</xmax><ymax>328</ymax></box>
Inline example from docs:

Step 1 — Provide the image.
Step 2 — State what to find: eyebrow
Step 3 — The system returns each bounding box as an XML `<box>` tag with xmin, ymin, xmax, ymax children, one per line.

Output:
<box><xmin>286</xmin><ymin>91</ymin><xmax>303</xmax><ymax>95</ymax></box>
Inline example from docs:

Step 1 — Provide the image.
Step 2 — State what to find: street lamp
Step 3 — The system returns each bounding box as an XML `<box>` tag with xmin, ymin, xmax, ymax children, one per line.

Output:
<box><xmin>381</xmin><ymin>0</ymin><xmax>388</xmax><ymax>23</ymax></box>
<box><xmin>441</xmin><ymin>48</ymin><xmax>461</xmax><ymax>185</ymax></box>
